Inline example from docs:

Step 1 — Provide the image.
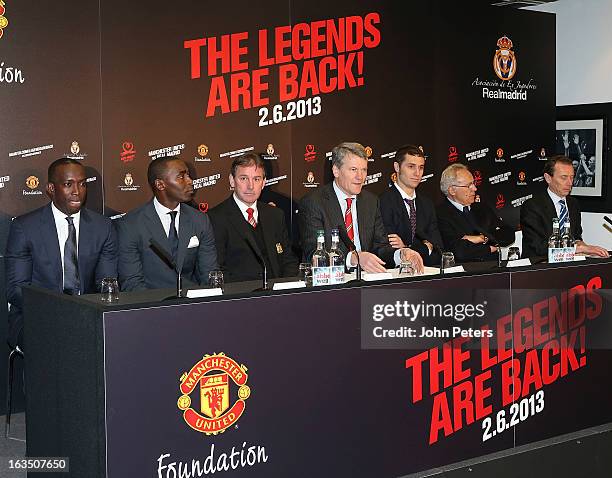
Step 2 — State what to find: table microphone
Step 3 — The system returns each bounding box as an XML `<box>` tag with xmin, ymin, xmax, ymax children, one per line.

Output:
<box><xmin>604</xmin><ymin>216</ymin><xmax>612</xmax><ymax>227</ymax></box>
<box><xmin>337</xmin><ymin>226</ymin><xmax>364</xmax><ymax>282</ymax></box>
<box><xmin>149</xmin><ymin>239</ymin><xmax>183</xmax><ymax>298</ymax></box>
<box><xmin>244</xmin><ymin>234</ymin><xmax>269</xmax><ymax>291</ymax></box>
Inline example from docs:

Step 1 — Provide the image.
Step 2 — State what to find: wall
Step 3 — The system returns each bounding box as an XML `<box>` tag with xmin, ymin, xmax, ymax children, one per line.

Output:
<box><xmin>528</xmin><ymin>0</ymin><xmax>612</xmax><ymax>249</ymax></box>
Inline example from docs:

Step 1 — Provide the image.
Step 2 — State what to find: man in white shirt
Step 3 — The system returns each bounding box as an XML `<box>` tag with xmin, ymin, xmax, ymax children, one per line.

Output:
<box><xmin>521</xmin><ymin>155</ymin><xmax>609</xmax><ymax>258</ymax></box>
<box><xmin>5</xmin><ymin>158</ymin><xmax>117</xmax><ymax>348</ymax></box>
<box><xmin>116</xmin><ymin>157</ymin><xmax>218</xmax><ymax>290</ymax></box>
<box><xmin>299</xmin><ymin>142</ymin><xmax>424</xmax><ymax>273</ymax></box>
<box><xmin>208</xmin><ymin>153</ymin><xmax>298</xmax><ymax>283</ymax></box>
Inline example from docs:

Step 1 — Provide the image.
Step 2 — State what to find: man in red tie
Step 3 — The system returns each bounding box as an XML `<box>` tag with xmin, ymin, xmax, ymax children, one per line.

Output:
<box><xmin>299</xmin><ymin>142</ymin><xmax>424</xmax><ymax>273</ymax></box>
<box><xmin>208</xmin><ymin>153</ymin><xmax>298</xmax><ymax>282</ymax></box>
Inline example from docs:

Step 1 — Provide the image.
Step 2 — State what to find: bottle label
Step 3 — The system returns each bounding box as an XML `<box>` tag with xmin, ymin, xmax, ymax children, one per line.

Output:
<box><xmin>548</xmin><ymin>246</ymin><xmax>576</xmax><ymax>263</ymax></box>
<box><xmin>329</xmin><ymin>265</ymin><xmax>345</xmax><ymax>284</ymax></box>
<box><xmin>312</xmin><ymin>267</ymin><xmax>331</xmax><ymax>286</ymax></box>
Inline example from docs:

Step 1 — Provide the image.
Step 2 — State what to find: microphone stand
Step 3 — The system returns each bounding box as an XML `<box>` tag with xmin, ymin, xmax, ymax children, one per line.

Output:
<box><xmin>150</xmin><ymin>239</ymin><xmax>184</xmax><ymax>299</ymax></box>
<box><xmin>337</xmin><ymin>226</ymin><xmax>364</xmax><ymax>283</ymax></box>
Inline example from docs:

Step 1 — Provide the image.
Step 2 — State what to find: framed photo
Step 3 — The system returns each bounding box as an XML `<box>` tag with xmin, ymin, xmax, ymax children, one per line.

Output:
<box><xmin>555</xmin><ymin>118</ymin><xmax>605</xmax><ymax>197</ymax></box>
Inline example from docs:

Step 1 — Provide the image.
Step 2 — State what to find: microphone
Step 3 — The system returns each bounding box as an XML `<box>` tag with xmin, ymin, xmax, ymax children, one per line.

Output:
<box><xmin>605</xmin><ymin>216</ymin><xmax>612</xmax><ymax>226</ymax></box>
<box><xmin>244</xmin><ymin>234</ymin><xmax>269</xmax><ymax>291</ymax></box>
<box><xmin>149</xmin><ymin>239</ymin><xmax>183</xmax><ymax>299</ymax></box>
<box><xmin>337</xmin><ymin>226</ymin><xmax>363</xmax><ymax>282</ymax></box>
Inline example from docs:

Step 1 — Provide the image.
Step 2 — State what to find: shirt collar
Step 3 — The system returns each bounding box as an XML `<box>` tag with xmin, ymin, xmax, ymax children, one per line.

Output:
<box><xmin>51</xmin><ymin>202</ymin><xmax>81</xmax><ymax>223</ymax></box>
<box><xmin>232</xmin><ymin>193</ymin><xmax>258</xmax><ymax>215</ymax></box>
<box><xmin>332</xmin><ymin>180</ymin><xmax>355</xmax><ymax>203</ymax></box>
<box><xmin>547</xmin><ymin>188</ymin><xmax>566</xmax><ymax>205</ymax></box>
<box><xmin>447</xmin><ymin>197</ymin><xmax>468</xmax><ymax>212</ymax></box>
<box><xmin>153</xmin><ymin>197</ymin><xmax>180</xmax><ymax>216</ymax></box>
<box><xmin>394</xmin><ymin>183</ymin><xmax>416</xmax><ymax>201</ymax></box>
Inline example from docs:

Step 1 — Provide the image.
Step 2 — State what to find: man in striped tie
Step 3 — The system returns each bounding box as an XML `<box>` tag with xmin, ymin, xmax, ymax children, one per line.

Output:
<box><xmin>299</xmin><ymin>142</ymin><xmax>424</xmax><ymax>273</ymax></box>
<box><xmin>521</xmin><ymin>155</ymin><xmax>609</xmax><ymax>258</ymax></box>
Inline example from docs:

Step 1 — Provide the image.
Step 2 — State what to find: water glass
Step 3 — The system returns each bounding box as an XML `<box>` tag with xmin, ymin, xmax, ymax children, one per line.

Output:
<box><xmin>398</xmin><ymin>260</ymin><xmax>416</xmax><ymax>277</ymax></box>
<box><xmin>208</xmin><ymin>270</ymin><xmax>224</xmax><ymax>289</ymax></box>
<box><xmin>508</xmin><ymin>247</ymin><xmax>520</xmax><ymax>261</ymax></box>
<box><xmin>440</xmin><ymin>252</ymin><xmax>455</xmax><ymax>272</ymax></box>
<box><xmin>100</xmin><ymin>277</ymin><xmax>120</xmax><ymax>302</ymax></box>
<box><xmin>298</xmin><ymin>263</ymin><xmax>313</xmax><ymax>287</ymax></box>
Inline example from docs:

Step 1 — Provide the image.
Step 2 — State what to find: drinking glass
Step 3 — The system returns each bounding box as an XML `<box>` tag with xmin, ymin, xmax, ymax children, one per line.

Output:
<box><xmin>100</xmin><ymin>277</ymin><xmax>120</xmax><ymax>302</ymax></box>
<box><xmin>398</xmin><ymin>260</ymin><xmax>416</xmax><ymax>277</ymax></box>
<box><xmin>208</xmin><ymin>270</ymin><xmax>224</xmax><ymax>289</ymax></box>
<box><xmin>508</xmin><ymin>247</ymin><xmax>520</xmax><ymax>261</ymax></box>
<box><xmin>298</xmin><ymin>263</ymin><xmax>313</xmax><ymax>287</ymax></box>
<box><xmin>441</xmin><ymin>252</ymin><xmax>455</xmax><ymax>272</ymax></box>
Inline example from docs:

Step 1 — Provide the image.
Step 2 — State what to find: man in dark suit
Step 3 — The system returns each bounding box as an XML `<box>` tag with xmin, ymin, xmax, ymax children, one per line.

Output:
<box><xmin>380</xmin><ymin>144</ymin><xmax>443</xmax><ymax>266</ymax></box>
<box><xmin>116</xmin><ymin>157</ymin><xmax>218</xmax><ymax>291</ymax></box>
<box><xmin>208</xmin><ymin>153</ymin><xmax>298</xmax><ymax>282</ymax></box>
<box><xmin>299</xmin><ymin>142</ymin><xmax>424</xmax><ymax>273</ymax></box>
<box><xmin>437</xmin><ymin>163</ymin><xmax>515</xmax><ymax>262</ymax></box>
<box><xmin>520</xmin><ymin>155</ymin><xmax>608</xmax><ymax>258</ymax></box>
<box><xmin>5</xmin><ymin>158</ymin><xmax>117</xmax><ymax>348</ymax></box>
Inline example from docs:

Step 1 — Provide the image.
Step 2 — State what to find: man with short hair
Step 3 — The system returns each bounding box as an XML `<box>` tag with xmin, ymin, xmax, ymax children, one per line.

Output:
<box><xmin>208</xmin><ymin>153</ymin><xmax>298</xmax><ymax>282</ymax></box>
<box><xmin>437</xmin><ymin>163</ymin><xmax>515</xmax><ymax>262</ymax></box>
<box><xmin>379</xmin><ymin>144</ymin><xmax>443</xmax><ymax>266</ymax></box>
<box><xmin>520</xmin><ymin>155</ymin><xmax>608</xmax><ymax>258</ymax></box>
<box><xmin>299</xmin><ymin>142</ymin><xmax>424</xmax><ymax>273</ymax></box>
<box><xmin>116</xmin><ymin>157</ymin><xmax>218</xmax><ymax>290</ymax></box>
<box><xmin>5</xmin><ymin>158</ymin><xmax>118</xmax><ymax>348</ymax></box>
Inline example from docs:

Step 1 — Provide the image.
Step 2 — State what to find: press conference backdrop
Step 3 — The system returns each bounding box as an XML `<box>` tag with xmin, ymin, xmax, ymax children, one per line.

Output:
<box><xmin>0</xmin><ymin>1</ymin><xmax>554</xmax><ymax>412</ymax></box>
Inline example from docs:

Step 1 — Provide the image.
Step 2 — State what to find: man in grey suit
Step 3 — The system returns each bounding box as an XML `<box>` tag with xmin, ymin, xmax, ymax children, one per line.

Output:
<box><xmin>116</xmin><ymin>157</ymin><xmax>218</xmax><ymax>291</ymax></box>
<box><xmin>299</xmin><ymin>142</ymin><xmax>424</xmax><ymax>273</ymax></box>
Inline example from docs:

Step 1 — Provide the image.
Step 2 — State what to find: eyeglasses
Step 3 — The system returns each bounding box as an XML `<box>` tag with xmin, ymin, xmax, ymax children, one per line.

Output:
<box><xmin>452</xmin><ymin>182</ymin><xmax>476</xmax><ymax>188</ymax></box>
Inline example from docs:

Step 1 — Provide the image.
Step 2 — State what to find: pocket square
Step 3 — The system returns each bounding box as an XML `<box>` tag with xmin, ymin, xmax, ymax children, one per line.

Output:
<box><xmin>187</xmin><ymin>235</ymin><xmax>200</xmax><ymax>248</ymax></box>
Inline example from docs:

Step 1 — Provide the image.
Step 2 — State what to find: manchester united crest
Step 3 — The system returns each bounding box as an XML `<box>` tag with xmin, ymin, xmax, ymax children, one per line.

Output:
<box><xmin>177</xmin><ymin>352</ymin><xmax>250</xmax><ymax>435</ymax></box>
<box><xmin>493</xmin><ymin>36</ymin><xmax>517</xmax><ymax>81</ymax></box>
<box><xmin>0</xmin><ymin>1</ymin><xmax>8</xmax><ymax>40</ymax></box>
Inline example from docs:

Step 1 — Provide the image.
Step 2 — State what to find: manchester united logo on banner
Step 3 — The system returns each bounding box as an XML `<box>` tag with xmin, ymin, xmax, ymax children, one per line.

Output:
<box><xmin>177</xmin><ymin>352</ymin><xmax>250</xmax><ymax>435</ymax></box>
<box><xmin>0</xmin><ymin>1</ymin><xmax>8</xmax><ymax>40</ymax></box>
<box><xmin>493</xmin><ymin>36</ymin><xmax>517</xmax><ymax>81</ymax></box>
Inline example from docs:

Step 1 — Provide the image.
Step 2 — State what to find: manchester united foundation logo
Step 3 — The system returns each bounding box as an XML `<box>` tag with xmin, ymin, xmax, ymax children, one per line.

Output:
<box><xmin>493</xmin><ymin>36</ymin><xmax>517</xmax><ymax>81</ymax></box>
<box><xmin>0</xmin><ymin>1</ymin><xmax>9</xmax><ymax>40</ymax></box>
<box><xmin>177</xmin><ymin>352</ymin><xmax>250</xmax><ymax>435</ymax></box>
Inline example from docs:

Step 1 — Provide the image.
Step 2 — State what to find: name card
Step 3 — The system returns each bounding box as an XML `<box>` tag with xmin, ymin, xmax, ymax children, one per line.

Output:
<box><xmin>506</xmin><ymin>258</ymin><xmax>531</xmax><ymax>268</ymax></box>
<box><xmin>186</xmin><ymin>288</ymin><xmax>223</xmax><ymax>298</ymax></box>
<box><xmin>363</xmin><ymin>272</ymin><xmax>394</xmax><ymax>282</ymax></box>
<box><xmin>441</xmin><ymin>266</ymin><xmax>465</xmax><ymax>274</ymax></box>
<box><xmin>273</xmin><ymin>281</ymin><xmax>307</xmax><ymax>290</ymax></box>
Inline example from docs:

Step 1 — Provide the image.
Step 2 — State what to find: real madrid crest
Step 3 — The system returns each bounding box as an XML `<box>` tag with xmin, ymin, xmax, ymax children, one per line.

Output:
<box><xmin>493</xmin><ymin>35</ymin><xmax>517</xmax><ymax>81</ymax></box>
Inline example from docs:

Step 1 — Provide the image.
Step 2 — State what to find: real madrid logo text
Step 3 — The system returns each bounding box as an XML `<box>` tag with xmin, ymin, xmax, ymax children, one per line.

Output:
<box><xmin>178</xmin><ymin>352</ymin><xmax>250</xmax><ymax>435</ymax></box>
<box><xmin>493</xmin><ymin>35</ymin><xmax>517</xmax><ymax>81</ymax></box>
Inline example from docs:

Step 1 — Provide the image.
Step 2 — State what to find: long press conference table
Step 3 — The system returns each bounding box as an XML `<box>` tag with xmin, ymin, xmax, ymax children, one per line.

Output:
<box><xmin>23</xmin><ymin>258</ymin><xmax>612</xmax><ymax>477</ymax></box>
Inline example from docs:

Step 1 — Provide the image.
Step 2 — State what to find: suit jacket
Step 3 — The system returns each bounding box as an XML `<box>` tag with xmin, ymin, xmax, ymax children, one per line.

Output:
<box><xmin>299</xmin><ymin>183</ymin><xmax>395</xmax><ymax>267</ymax></box>
<box><xmin>208</xmin><ymin>196</ymin><xmax>298</xmax><ymax>282</ymax></box>
<box><xmin>520</xmin><ymin>191</ymin><xmax>583</xmax><ymax>258</ymax></box>
<box><xmin>379</xmin><ymin>186</ymin><xmax>443</xmax><ymax>266</ymax></box>
<box><xmin>5</xmin><ymin>203</ymin><xmax>117</xmax><ymax>347</ymax></box>
<box><xmin>116</xmin><ymin>200</ymin><xmax>218</xmax><ymax>291</ymax></box>
<box><xmin>436</xmin><ymin>199</ymin><xmax>515</xmax><ymax>262</ymax></box>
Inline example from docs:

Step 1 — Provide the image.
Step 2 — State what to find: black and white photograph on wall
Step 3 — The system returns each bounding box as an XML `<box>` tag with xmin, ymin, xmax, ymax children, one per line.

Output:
<box><xmin>556</xmin><ymin>118</ymin><xmax>604</xmax><ymax>197</ymax></box>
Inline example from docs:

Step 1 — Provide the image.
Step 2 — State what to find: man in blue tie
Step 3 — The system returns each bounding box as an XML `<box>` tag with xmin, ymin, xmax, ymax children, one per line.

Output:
<box><xmin>5</xmin><ymin>158</ymin><xmax>118</xmax><ymax>349</ymax></box>
<box><xmin>521</xmin><ymin>155</ymin><xmax>609</xmax><ymax>258</ymax></box>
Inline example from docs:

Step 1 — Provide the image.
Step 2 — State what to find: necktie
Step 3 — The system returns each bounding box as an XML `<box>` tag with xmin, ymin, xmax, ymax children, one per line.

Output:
<box><xmin>558</xmin><ymin>199</ymin><xmax>568</xmax><ymax>230</ymax></box>
<box><xmin>246</xmin><ymin>207</ymin><xmax>257</xmax><ymax>228</ymax></box>
<box><xmin>404</xmin><ymin>198</ymin><xmax>417</xmax><ymax>241</ymax></box>
<box><xmin>168</xmin><ymin>211</ymin><xmax>179</xmax><ymax>260</ymax></box>
<box><xmin>462</xmin><ymin>206</ymin><xmax>480</xmax><ymax>232</ymax></box>
<box><xmin>63</xmin><ymin>216</ymin><xmax>80</xmax><ymax>295</ymax></box>
<box><xmin>345</xmin><ymin>198</ymin><xmax>354</xmax><ymax>242</ymax></box>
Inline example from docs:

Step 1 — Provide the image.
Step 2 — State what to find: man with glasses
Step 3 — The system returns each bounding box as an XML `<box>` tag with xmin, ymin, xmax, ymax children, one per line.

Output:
<box><xmin>436</xmin><ymin>163</ymin><xmax>514</xmax><ymax>262</ymax></box>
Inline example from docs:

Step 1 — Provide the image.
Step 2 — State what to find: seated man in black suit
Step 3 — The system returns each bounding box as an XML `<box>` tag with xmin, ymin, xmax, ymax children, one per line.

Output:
<box><xmin>520</xmin><ymin>155</ymin><xmax>608</xmax><ymax>258</ymax></box>
<box><xmin>116</xmin><ymin>157</ymin><xmax>218</xmax><ymax>290</ymax></box>
<box><xmin>380</xmin><ymin>144</ymin><xmax>443</xmax><ymax>266</ymax></box>
<box><xmin>5</xmin><ymin>158</ymin><xmax>118</xmax><ymax>348</ymax></box>
<box><xmin>208</xmin><ymin>153</ymin><xmax>298</xmax><ymax>282</ymax></box>
<box><xmin>436</xmin><ymin>163</ymin><xmax>515</xmax><ymax>262</ymax></box>
<box><xmin>299</xmin><ymin>142</ymin><xmax>424</xmax><ymax>273</ymax></box>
